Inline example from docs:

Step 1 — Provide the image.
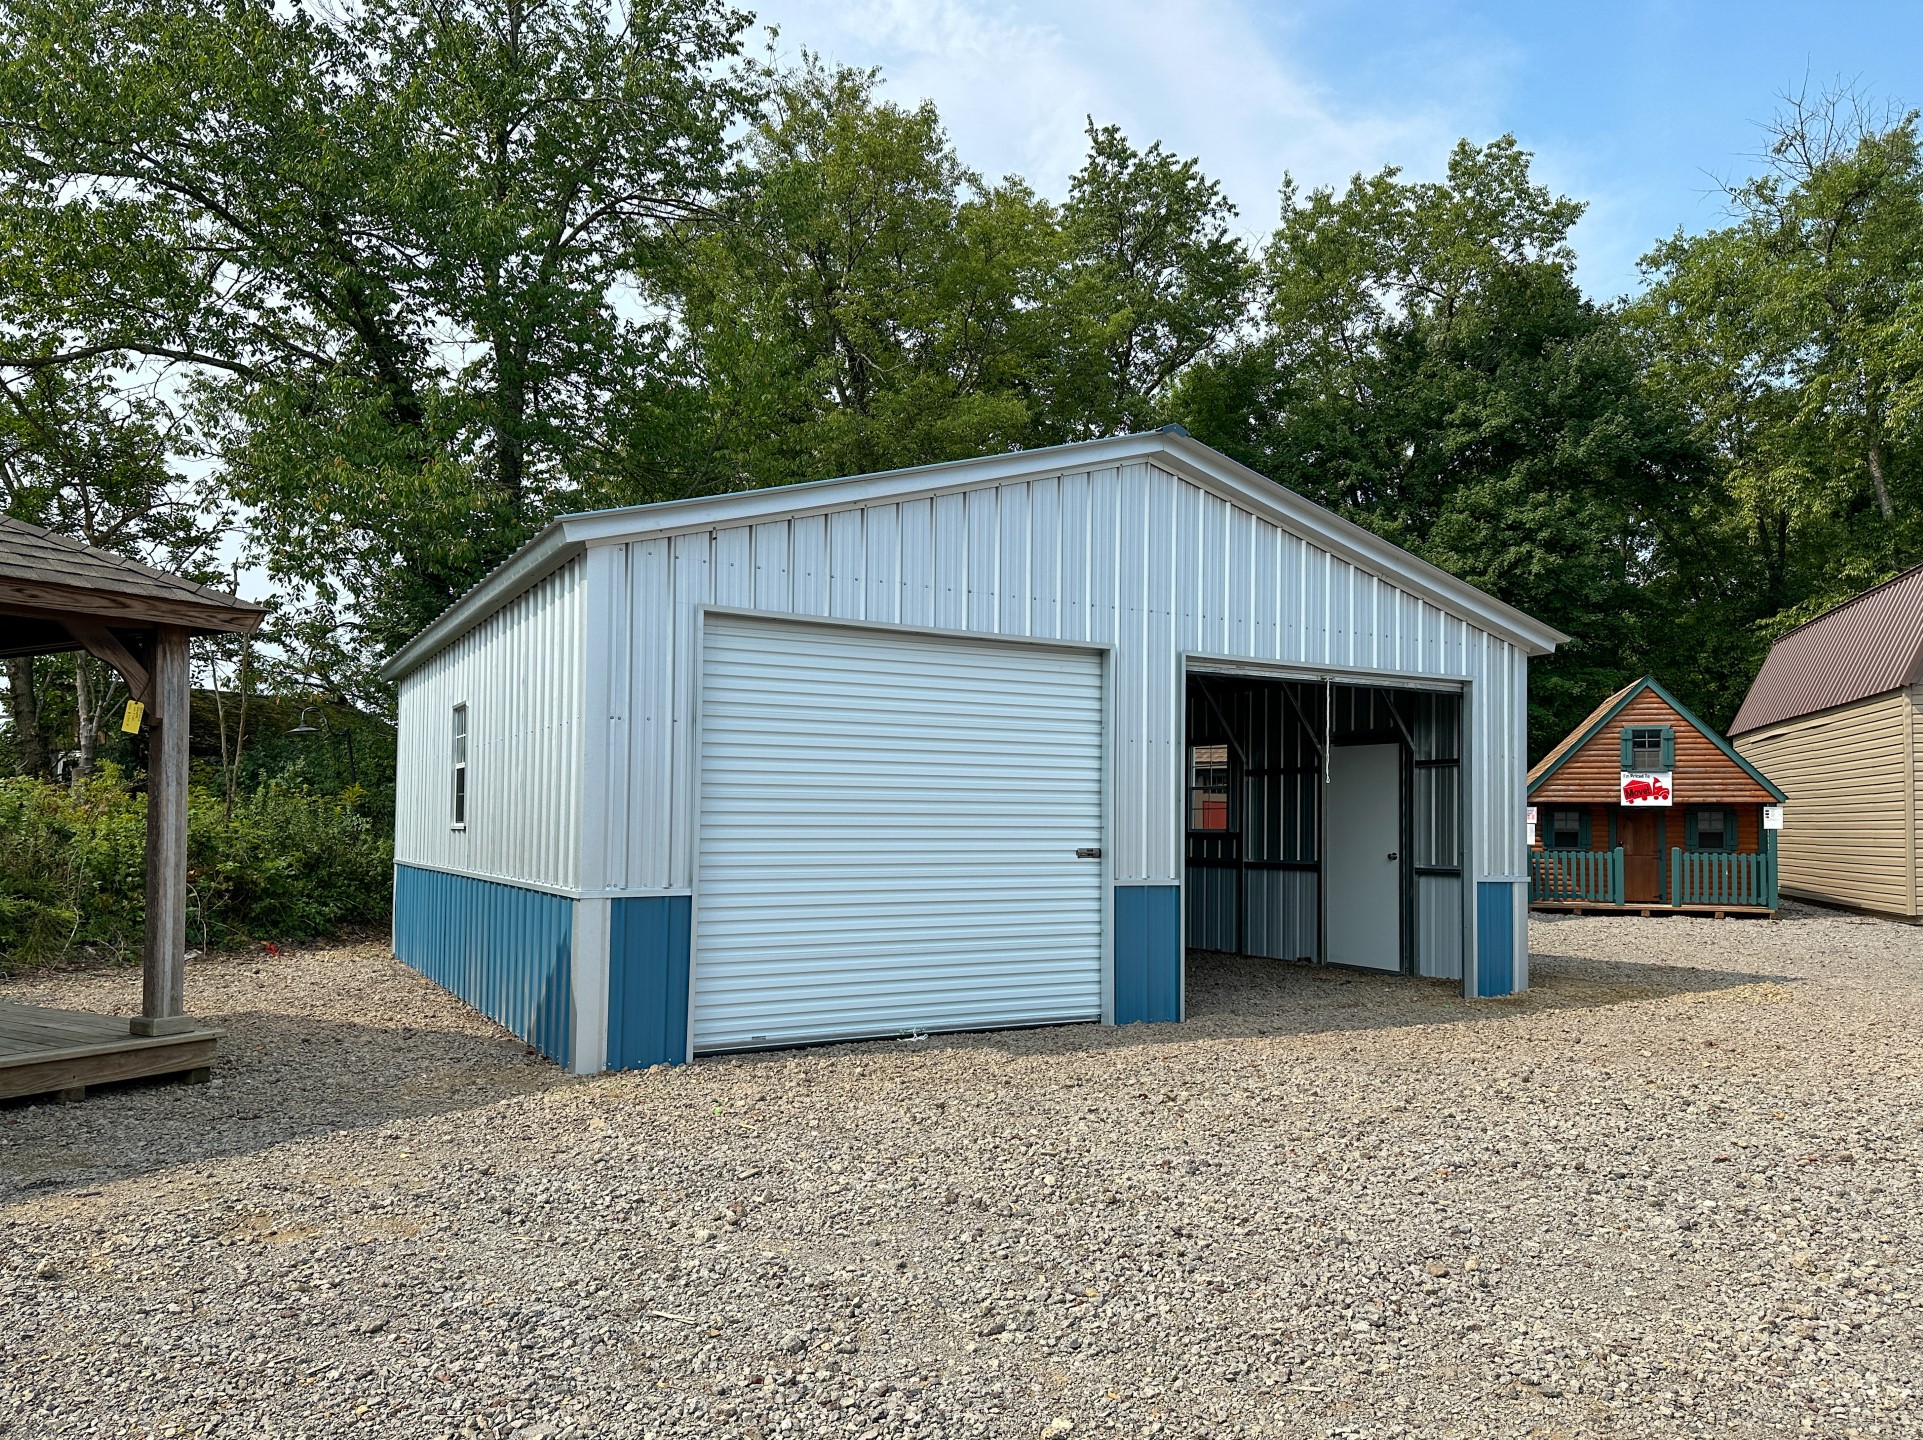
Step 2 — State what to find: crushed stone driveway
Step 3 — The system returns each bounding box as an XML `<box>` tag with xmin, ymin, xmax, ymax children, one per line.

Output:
<box><xmin>3</xmin><ymin>905</ymin><xmax>1920</xmax><ymax>1439</ymax></box>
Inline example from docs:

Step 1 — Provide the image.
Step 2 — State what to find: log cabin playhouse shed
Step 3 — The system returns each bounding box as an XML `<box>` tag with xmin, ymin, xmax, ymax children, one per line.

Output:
<box><xmin>1526</xmin><ymin>677</ymin><xmax>1786</xmax><ymax>915</ymax></box>
<box><xmin>382</xmin><ymin>431</ymin><xmax>1567</xmax><ymax>1073</ymax></box>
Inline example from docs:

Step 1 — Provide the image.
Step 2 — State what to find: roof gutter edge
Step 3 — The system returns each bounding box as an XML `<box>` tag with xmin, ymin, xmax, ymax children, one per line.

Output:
<box><xmin>378</xmin><ymin>523</ymin><xmax>583</xmax><ymax>682</ymax></box>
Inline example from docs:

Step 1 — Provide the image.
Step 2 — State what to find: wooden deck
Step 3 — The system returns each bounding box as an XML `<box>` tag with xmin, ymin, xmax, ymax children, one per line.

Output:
<box><xmin>0</xmin><ymin>1001</ymin><xmax>221</xmax><ymax>1103</ymax></box>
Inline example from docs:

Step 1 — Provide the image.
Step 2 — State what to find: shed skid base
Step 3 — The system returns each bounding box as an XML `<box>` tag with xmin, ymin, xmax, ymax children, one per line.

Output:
<box><xmin>0</xmin><ymin>1001</ymin><xmax>222</xmax><ymax>1102</ymax></box>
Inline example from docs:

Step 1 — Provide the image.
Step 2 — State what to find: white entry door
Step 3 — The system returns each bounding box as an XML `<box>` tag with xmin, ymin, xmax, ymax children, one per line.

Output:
<box><xmin>1325</xmin><ymin>743</ymin><xmax>1402</xmax><ymax>972</ymax></box>
<box><xmin>693</xmin><ymin>616</ymin><xmax>1106</xmax><ymax>1052</ymax></box>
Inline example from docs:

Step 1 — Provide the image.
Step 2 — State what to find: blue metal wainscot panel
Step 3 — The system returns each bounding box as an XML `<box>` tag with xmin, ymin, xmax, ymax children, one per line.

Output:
<box><xmin>607</xmin><ymin>896</ymin><xmax>692</xmax><ymax>1068</ymax></box>
<box><xmin>1474</xmin><ymin>879</ymin><xmax>1521</xmax><ymax>998</ymax></box>
<box><xmin>392</xmin><ymin>864</ymin><xmax>574</xmax><ymax>1066</ymax></box>
<box><xmin>1114</xmin><ymin>885</ymin><xmax>1183</xmax><ymax>1024</ymax></box>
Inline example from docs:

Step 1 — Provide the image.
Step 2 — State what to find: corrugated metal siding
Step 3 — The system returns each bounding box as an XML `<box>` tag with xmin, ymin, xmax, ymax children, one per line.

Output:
<box><xmin>599</xmin><ymin>464</ymin><xmax>1529</xmax><ymax>896</ymax></box>
<box><xmin>1247</xmin><ymin>870</ymin><xmax>1319</xmax><ymax>961</ymax></box>
<box><xmin>394</xmin><ymin>558</ymin><xmax>586</xmax><ymax>892</ymax></box>
<box><xmin>1474</xmin><ymin>879</ymin><xmax>1518</xmax><ymax>997</ymax></box>
<box><xmin>1731</xmin><ymin>565</ymin><xmax>1923</xmax><ymax>735</ymax></box>
<box><xmin>690</xmin><ymin>616</ymin><xmax>1107</xmax><ymax>1051</ymax></box>
<box><xmin>393</xmin><ymin>864</ymin><xmax>573</xmax><ymax>1064</ymax></box>
<box><xmin>1417</xmin><ymin>874</ymin><xmax>1463</xmax><ymax>980</ymax></box>
<box><xmin>606</xmin><ymin>895</ymin><xmax>691</xmax><ymax>1068</ymax></box>
<box><xmin>1734</xmin><ymin>690</ymin><xmax>1918</xmax><ymax>916</ymax></box>
<box><xmin>1115</xmin><ymin>885</ymin><xmax>1183</xmax><ymax>1023</ymax></box>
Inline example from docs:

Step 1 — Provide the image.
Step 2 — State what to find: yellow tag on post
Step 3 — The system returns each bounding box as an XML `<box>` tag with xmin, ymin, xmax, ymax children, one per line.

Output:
<box><xmin>121</xmin><ymin>700</ymin><xmax>144</xmax><ymax>734</ymax></box>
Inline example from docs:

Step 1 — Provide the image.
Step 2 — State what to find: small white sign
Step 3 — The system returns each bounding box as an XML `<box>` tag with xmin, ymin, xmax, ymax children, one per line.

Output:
<box><xmin>1526</xmin><ymin>822</ymin><xmax>1538</xmax><ymax>846</ymax></box>
<box><xmin>1763</xmin><ymin>805</ymin><xmax>1784</xmax><ymax>830</ymax></box>
<box><xmin>1619</xmin><ymin>771</ymin><xmax>1673</xmax><ymax>807</ymax></box>
<box><xmin>1525</xmin><ymin>806</ymin><xmax>1538</xmax><ymax>825</ymax></box>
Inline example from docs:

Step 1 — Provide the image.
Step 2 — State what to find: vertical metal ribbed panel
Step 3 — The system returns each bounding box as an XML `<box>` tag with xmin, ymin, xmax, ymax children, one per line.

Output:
<box><xmin>604</xmin><ymin>463</ymin><xmax>1528</xmax><ymax>915</ymax></box>
<box><xmin>395</xmin><ymin>557</ymin><xmax>585</xmax><ymax>892</ymax></box>
<box><xmin>392</xmin><ymin>864</ymin><xmax>573</xmax><ymax>1064</ymax></box>
<box><xmin>1416</xmin><ymin>874</ymin><xmax>1462</xmax><ymax>979</ymax></box>
<box><xmin>691</xmin><ymin>616</ymin><xmax>1106</xmax><ymax>1052</ymax></box>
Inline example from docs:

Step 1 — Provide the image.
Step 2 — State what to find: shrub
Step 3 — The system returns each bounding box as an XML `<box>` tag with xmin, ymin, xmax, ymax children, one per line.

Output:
<box><xmin>0</xmin><ymin>770</ymin><xmax>392</xmax><ymax>968</ymax></box>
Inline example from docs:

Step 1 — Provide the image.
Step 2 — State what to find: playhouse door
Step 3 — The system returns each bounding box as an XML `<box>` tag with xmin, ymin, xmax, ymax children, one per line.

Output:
<box><xmin>1621</xmin><ymin>811</ymin><xmax>1660</xmax><ymax>903</ymax></box>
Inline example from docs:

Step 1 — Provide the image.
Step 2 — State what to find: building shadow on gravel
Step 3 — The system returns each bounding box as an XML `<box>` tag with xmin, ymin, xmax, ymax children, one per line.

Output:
<box><xmin>0</xmin><ymin>1008</ymin><xmax>567</xmax><ymax>1199</ymax></box>
<box><xmin>701</xmin><ymin>943</ymin><xmax>1799</xmax><ymax>1073</ymax></box>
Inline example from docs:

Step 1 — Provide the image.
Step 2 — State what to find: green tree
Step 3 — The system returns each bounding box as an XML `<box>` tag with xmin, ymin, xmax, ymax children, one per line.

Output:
<box><xmin>667</xmin><ymin>60</ymin><xmax>1056</xmax><ymax>488</ymax></box>
<box><xmin>0</xmin><ymin>0</ymin><xmax>755</xmax><ymax>671</ymax></box>
<box><xmin>1635</xmin><ymin>89</ymin><xmax>1923</xmax><ymax>647</ymax></box>
<box><xmin>1045</xmin><ymin>122</ymin><xmax>1252</xmax><ymax>437</ymax></box>
<box><xmin>1180</xmin><ymin>138</ymin><xmax>1708</xmax><ymax>751</ymax></box>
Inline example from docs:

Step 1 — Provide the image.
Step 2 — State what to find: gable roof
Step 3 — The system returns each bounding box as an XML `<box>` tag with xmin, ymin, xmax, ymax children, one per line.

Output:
<box><xmin>1730</xmin><ymin>564</ymin><xmax>1923</xmax><ymax>736</ymax></box>
<box><xmin>1528</xmin><ymin>675</ymin><xmax>1786</xmax><ymax>802</ymax></box>
<box><xmin>0</xmin><ymin>515</ymin><xmax>266</xmax><ymax>636</ymax></box>
<box><xmin>380</xmin><ymin>431</ymin><xmax>1568</xmax><ymax>680</ymax></box>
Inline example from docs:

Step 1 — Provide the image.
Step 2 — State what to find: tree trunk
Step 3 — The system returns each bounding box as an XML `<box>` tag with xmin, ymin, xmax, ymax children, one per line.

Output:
<box><xmin>3</xmin><ymin>655</ymin><xmax>51</xmax><ymax>778</ymax></box>
<box><xmin>73</xmin><ymin>653</ymin><xmax>97</xmax><ymax>783</ymax></box>
<box><xmin>1867</xmin><ymin>436</ymin><xmax>1895</xmax><ymax>520</ymax></box>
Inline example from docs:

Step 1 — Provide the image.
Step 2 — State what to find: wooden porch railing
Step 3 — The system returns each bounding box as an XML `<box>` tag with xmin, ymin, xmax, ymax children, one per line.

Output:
<box><xmin>1529</xmin><ymin>847</ymin><xmax>1624</xmax><ymax>904</ymax></box>
<box><xmin>1669</xmin><ymin>847</ymin><xmax>1777</xmax><ymax>909</ymax></box>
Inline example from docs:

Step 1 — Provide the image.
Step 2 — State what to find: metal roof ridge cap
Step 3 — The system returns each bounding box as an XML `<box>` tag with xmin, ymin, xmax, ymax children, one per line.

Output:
<box><xmin>1155</xmin><ymin>433</ymin><xmax>1570</xmax><ymax>655</ymax></box>
<box><xmin>378</xmin><ymin>522</ymin><xmax>582</xmax><ymax>681</ymax></box>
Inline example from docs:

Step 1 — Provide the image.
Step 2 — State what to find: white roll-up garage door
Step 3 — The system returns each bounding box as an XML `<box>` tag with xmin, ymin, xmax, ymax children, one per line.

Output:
<box><xmin>694</xmin><ymin>615</ymin><xmax>1106</xmax><ymax>1052</ymax></box>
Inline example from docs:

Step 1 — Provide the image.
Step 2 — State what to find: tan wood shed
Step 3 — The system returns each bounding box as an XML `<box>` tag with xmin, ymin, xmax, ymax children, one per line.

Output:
<box><xmin>1729</xmin><ymin>565</ymin><xmax>1923</xmax><ymax>920</ymax></box>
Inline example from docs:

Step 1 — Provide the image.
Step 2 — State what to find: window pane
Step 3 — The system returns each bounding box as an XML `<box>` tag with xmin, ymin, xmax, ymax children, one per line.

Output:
<box><xmin>1629</xmin><ymin>728</ymin><xmax>1662</xmax><ymax>771</ymax></box>
<box><xmin>1550</xmin><ymin>809</ymin><xmax>1582</xmax><ymax>848</ymax></box>
<box><xmin>1189</xmin><ymin>744</ymin><xmax>1230</xmax><ymax>831</ymax></box>
<box><xmin>1696</xmin><ymin>810</ymin><xmax>1725</xmax><ymax>848</ymax></box>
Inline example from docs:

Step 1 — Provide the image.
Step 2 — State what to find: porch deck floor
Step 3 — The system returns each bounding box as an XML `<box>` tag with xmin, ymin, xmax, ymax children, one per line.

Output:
<box><xmin>0</xmin><ymin>1000</ymin><xmax>221</xmax><ymax>1103</ymax></box>
<box><xmin>1530</xmin><ymin>900</ymin><xmax>1772</xmax><ymax>917</ymax></box>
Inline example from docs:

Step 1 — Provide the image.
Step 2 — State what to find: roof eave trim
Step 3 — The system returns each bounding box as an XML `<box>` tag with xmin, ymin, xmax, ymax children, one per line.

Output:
<box><xmin>378</xmin><ymin>524</ymin><xmax>584</xmax><ymax>681</ymax></box>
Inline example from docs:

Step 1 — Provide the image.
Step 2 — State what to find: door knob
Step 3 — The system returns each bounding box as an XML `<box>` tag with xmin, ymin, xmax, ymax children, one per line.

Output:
<box><xmin>1387</xmin><ymin>852</ymin><xmax>1398</xmax><ymax>861</ymax></box>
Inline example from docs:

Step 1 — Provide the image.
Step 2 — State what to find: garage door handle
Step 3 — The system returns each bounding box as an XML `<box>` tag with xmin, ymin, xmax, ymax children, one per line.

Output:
<box><xmin>1076</xmin><ymin>847</ymin><xmax>1102</xmax><ymax>859</ymax></box>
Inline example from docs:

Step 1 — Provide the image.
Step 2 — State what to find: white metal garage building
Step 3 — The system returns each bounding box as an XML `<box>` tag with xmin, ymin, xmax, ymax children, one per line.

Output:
<box><xmin>382</xmin><ymin>430</ymin><xmax>1564</xmax><ymax>1072</ymax></box>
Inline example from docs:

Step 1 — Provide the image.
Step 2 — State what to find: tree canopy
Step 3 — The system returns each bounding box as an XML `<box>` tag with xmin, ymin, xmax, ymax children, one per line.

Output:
<box><xmin>1</xmin><ymin>2</ymin><xmax>1918</xmax><ymax>769</ymax></box>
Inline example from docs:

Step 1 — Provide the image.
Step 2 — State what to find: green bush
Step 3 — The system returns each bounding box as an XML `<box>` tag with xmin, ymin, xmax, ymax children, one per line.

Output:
<box><xmin>0</xmin><ymin>769</ymin><xmax>392</xmax><ymax>968</ymax></box>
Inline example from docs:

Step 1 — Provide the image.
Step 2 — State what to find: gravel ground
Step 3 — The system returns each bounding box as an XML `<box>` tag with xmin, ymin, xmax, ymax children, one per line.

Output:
<box><xmin>3</xmin><ymin>904</ymin><xmax>1920</xmax><ymax>1439</ymax></box>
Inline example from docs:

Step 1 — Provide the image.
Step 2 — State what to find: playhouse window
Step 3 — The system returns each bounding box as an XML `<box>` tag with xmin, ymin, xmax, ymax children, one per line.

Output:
<box><xmin>1548</xmin><ymin>809</ymin><xmax>1584</xmax><ymax>849</ymax></box>
<box><xmin>1625</xmin><ymin>726</ymin><xmax>1669</xmax><ymax>771</ymax></box>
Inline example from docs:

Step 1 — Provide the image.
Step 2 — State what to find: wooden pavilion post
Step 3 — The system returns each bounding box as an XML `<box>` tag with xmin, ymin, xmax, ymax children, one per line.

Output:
<box><xmin>131</xmin><ymin>624</ymin><xmax>194</xmax><ymax>1036</ymax></box>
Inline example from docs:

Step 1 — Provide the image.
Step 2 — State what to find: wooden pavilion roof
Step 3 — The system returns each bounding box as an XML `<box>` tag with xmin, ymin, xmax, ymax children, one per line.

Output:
<box><xmin>0</xmin><ymin>515</ymin><xmax>265</xmax><ymax>658</ymax></box>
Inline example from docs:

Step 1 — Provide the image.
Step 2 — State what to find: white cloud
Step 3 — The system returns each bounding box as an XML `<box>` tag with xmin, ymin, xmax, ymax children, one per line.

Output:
<box><xmin>750</xmin><ymin>0</ymin><xmax>1505</xmax><ymax>241</ymax></box>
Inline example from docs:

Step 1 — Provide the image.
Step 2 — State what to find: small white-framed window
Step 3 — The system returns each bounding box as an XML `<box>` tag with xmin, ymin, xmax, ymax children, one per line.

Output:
<box><xmin>451</xmin><ymin>703</ymin><xmax>468</xmax><ymax>828</ymax></box>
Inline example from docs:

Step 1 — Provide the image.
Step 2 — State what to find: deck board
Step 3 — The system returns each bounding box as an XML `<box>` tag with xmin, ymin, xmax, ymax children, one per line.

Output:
<box><xmin>0</xmin><ymin>1001</ymin><xmax>222</xmax><ymax>1100</ymax></box>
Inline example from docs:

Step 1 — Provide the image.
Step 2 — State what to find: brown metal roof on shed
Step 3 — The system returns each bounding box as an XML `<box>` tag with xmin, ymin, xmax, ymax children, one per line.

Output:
<box><xmin>1730</xmin><ymin>564</ymin><xmax>1923</xmax><ymax>736</ymax></box>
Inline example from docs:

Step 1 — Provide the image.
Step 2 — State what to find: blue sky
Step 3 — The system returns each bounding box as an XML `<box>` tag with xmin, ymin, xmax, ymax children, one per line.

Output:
<box><xmin>748</xmin><ymin>0</ymin><xmax>1923</xmax><ymax>299</ymax></box>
